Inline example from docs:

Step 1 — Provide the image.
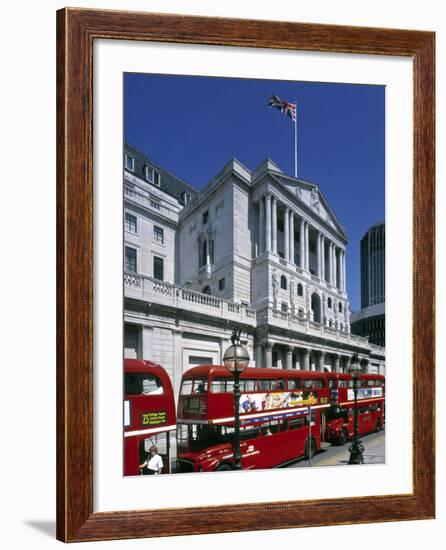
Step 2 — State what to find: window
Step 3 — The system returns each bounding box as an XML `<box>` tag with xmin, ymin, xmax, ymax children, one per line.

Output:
<box><xmin>153</xmin><ymin>226</ymin><xmax>164</xmax><ymax>244</ymax></box>
<box><xmin>125</xmin><ymin>246</ymin><xmax>137</xmax><ymax>273</ymax></box>
<box><xmin>240</xmin><ymin>379</ymin><xmax>257</xmax><ymax>392</ymax></box>
<box><xmin>338</xmin><ymin>302</ymin><xmax>343</xmax><ymax>312</ymax></box>
<box><xmin>125</xmin><ymin>154</ymin><xmax>135</xmax><ymax>171</ymax></box>
<box><xmin>150</xmin><ymin>199</ymin><xmax>160</xmax><ymax>210</ymax></box>
<box><xmin>219</xmin><ymin>278</ymin><xmax>225</xmax><ymax>291</ymax></box>
<box><xmin>289</xmin><ymin>417</ymin><xmax>305</xmax><ymax>430</ymax></box>
<box><xmin>153</xmin><ymin>256</ymin><xmax>164</xmax><ymax>281</ymax></box>
<box><xmin>210</xmin><ymin>378</ymin><xmax>234</xmax><ymax>393</ymax></box>
<box><xmin>124</xmin><ymin>373</ymin><xmax>163</xmax><ymax>395</ymax></box>
<box><xmin>303</xmin><ymin>379</ymin><xmax>325</xmax><ymax>389</ymax></box>
<box><xmin>288</xmin><ymin>378</ymin><xmax>302</xmax><ymax>390</ymax></box>
<box><xmin>297</xmin><ymin>283</ymin><xmax>303</xmax><ymax>296</ymax></box>
<box><xmin>145</xmin><ymin>165</ymin><xmax>160</xmax><ymax>186</ymax></box>
<box><xmin>280</xmin><ymin>275</ymin><xmax>287</xmax><ymax>290</ymax></box>
<box><xmin>259</xmin><ymin>379</ymin><xmax>277</xmax><ymax>391</ymax></box>
<box><xmin>209</xmin><ymin>240</ymin><xmax>215</xmax><ymax>264</ymax></box>
<box><xmin>272</xmin><ymin>352</ymin><xmax>278</xmax><ymax>367</ymax></box>
<box><xmin>281</xmin><ymin>302</ymin><xmax>288</xmax><ymax>313</ymax></box>
<box><xmin>202</xmin><ymin>211</ymin><xmax>209</xmax><ymax>224</ymax></box>
<box><xmin>125</xmin><ymin>212</ymin><xmax>137</xmax><ymax>233</ymax></box>
<box><xmin>327</xmin><ymin>297</ymin><xmax>332</xmax><ymax>308</ymax></box>
<box><xmin>181</xmin><ymin>191</ymin><xmax>192</xmax><ymax>205</ymax></box>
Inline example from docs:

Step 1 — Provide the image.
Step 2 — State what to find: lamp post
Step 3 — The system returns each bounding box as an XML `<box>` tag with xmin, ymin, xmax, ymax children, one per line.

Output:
<box><xmin>223</xmin><ymin>328</ymin><xmax>250</xmax><ymax>470</ymax></box>
<box><xmin>348</xmin><ymin>352</ymin><xmax>365</xmax><ymax>465</ymax></box>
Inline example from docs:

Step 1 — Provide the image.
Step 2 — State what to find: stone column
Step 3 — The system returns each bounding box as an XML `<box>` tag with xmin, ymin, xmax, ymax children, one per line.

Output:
<box><xmin>305</xmin><ymin>223</ymin><xmax>310</xmax><ymax>271</ymax></box>
<box><xmin>141</xmin><ymin>325</ymin><xmax>153</xmax><ymax>360</ymax></box>
<box><xmin>300</xmin><ymin>218</ymin><xmax>305</xmax><ymax>269</ymax></box>
<box><xmin>284</xmin><ymin>207</ymin><xmax>290</xmax><ymax>261</ymax></box>
<box><xmin>338</xmin><ymin>250</ymin><xmax>343</xmax><ymax>290</ymax></box>
<box><xmin>258</xmin><ymin>197</ymin><xmax>264</xmax><ymax>254</ymax></box>
<box><xmin>317</xmin><ymin>233</ymin><xmax>322</xmax><ymax>278</ymax></box>
<box><xmin>304</xmin><ymin>349</ymin><xmax>311</xmax><ymax>371</ymax></box>
<box><xmin>265</xmin><ymin>344</ymin><xmax>273</xmax><ymax>369</ymax></box>
<box><xmin>321</xmin><ymin>236</ymin><xmax>326</xmax><ymax>281</ymax></box>
<box><xmin>334</xmin><ymin>354</ymin><xmax>341</xmax><ymax>373</ymax></box>
<box><xmin>342</xmin><ymin>251</ymin><xmax>347</xmax><ymax>291</ymax></box>
<box><xmin>265</xmin><ymin>194</ymin><xmax>272</xmax><ymax>252</ymax></box>
<box><xmin>286</xmin><ymin>348</ymin><xmax>293</xmax><ymax>370</ymax></box>
<box><xmin>327</xmin><ymin>243</ymin><xmax>332</xmax><ymax>284</ymax></box>
<box><xmin>318</xmin><ymin>351</ymin><xmax>326</xmax><ymax>372</ymax></box>
<box><xmin>289</xmin><ymin>211</ymin><xmax>295</xmax><ymax>264</ymax></box>
<box><xmin>255</xmin><ymin>344</ymin><xmax>263</xmax><ymax>368</ymax></box>
<box><xmin>272</xmin><ymin>196</ymin><xmax>277</xmax><ymax>254</ymax></box>
<box><xmin>334</xmin><ymin>248</ymin><xmax>339</xmax><ymax>288</ymax></box>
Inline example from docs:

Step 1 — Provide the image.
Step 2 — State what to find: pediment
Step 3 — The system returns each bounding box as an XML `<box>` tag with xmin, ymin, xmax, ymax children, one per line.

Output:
<box><xmin>273</xmin><ymin>174</ymin><xmax>347</xmax><ymax>239</ymax></box>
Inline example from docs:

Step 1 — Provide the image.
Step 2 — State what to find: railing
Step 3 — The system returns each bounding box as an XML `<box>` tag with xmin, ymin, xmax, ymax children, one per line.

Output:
<box><xmin>256</xmin><ymin>306</ymin><xmax>371</xmax><ymax>350</ymax></box>
<box><xmin>124</xmin><ymin>273</ymin><xmax>257</xmax><ymax>326</ymax></box>
<box><xmin>124</xmin><ymin>185</ymin><xmax>176</xmax><ymax>220</ymax></box>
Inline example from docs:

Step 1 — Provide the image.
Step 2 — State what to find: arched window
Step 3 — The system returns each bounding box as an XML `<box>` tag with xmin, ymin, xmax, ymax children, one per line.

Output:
<box><xmin>338</xmin><ymin>302</ymin><xmax>343</xmax><ymax>313</ymax></box>
<box><xmin>297</xmin><ymin>283</ymin><xmax>303</xmax><ymax>296</ymax></box>
<box><xmin>327</xmin><ymin>297</ymin><xmax>332</xmax><ymax>308</ymax></box>
<box><xmin>280</xmin><ymin>275</ymin><xmax>287</xmax><ymax>290</ymax></box>
<box><xmin>202</xmin><ymin>285</ymin><xmax>211</xmax><ymax>295</ymax></box>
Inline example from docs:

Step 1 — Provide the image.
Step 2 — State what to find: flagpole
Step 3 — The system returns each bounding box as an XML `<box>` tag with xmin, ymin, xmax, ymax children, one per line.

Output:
<box><xmin>294</xmin><ymin>100</ymin><xmax>298</xmax><ymax>178</ymax></box>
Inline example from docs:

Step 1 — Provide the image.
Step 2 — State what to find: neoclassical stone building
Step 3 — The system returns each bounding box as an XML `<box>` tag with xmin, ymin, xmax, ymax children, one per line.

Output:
<box><xmin>124</xmin><ymin>143</ymin><xmax>385</xmax><ymax>398</ymax></box>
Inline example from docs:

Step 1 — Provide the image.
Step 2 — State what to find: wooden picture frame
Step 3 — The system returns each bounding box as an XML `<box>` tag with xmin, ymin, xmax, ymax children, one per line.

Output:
<box><xmin>56</xmin><ymin>8</ymin><xmax>435</xmax><ymax>542</ymax></box>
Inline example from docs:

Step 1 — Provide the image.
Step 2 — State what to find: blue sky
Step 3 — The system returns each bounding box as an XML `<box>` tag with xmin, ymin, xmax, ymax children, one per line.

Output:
<box><xmin>124</xmin><ymin>73</ymin><xmax>385</xmax><ymax>311</ymax></box>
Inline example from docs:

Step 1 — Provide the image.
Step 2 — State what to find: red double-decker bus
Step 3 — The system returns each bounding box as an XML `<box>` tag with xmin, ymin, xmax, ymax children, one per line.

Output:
<box><xmin>325</xmin><ymin>372</ymin><xmax>385</xmax><ymax>445</ymax></box>
<box><xmin>123</xmin><ymin>359</ymin><xmax>176</xmax><ymax>476</ymax></box>
<box><xmin>176</xmin><ymin>365</ymin><xmax>330</xmax><ymax>473</ymax></box>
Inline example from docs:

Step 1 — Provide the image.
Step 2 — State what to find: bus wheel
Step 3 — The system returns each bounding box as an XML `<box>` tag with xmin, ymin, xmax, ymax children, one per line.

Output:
<box><xmin>305</xmin><ymin>438</ymin><xmax>316</xmax><ymax>459</ymax></box>
<box><xmin>337</xmin><ymin>429</ymin><xmax>348</xmax><ymax>446</ymax></box>
<box><xmin>375</xmin><ymin>420</ymin><xmax>382</xmax><ymax>432</ymax></box>
<box><xmin>215</xmin><ymin>463</ymin><xmax>232</xmax><ymax>471</ymax></box>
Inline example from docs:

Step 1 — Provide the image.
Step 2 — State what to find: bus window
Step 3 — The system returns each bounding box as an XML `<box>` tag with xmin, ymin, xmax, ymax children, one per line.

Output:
<box><xmin>180</xmin><ymin>380</ymin><xmax>193</xmax><ymax>395</ymax></box>
<box><xmin>259</xmin><ymin>379</ymin><xmax>276</xmax><ymax>391</ymax></box>
<box><xmin>241</xmin><ymin>379</ymin><xmax>257</xmax><ymax>392</ymax></box>
<box><xmin>305</xmin><ymin>413</ymin><xmax>316</xmax><ymax>425</ymax></box>
<box><xmin>288</xmin><ymin>378</ymin><xmax>302</xmax><ymax>390</ymax></box>
<box><xmin>303</xmin><ymin>379</ymin><xmax>325</xmax><ymax>389</ymax></box>
<box><xmin>193</xmin><ymin>379</ymin><xmax>208</xmax><ymax>393</ymax></box>
<box><xmin>339</xmin><ymin>380</ymin><xmax>349</xmax><ymax>388</ymax></box>
<box><xmin>210</xmin><ymin>378</ymin><xmax>233</xmax><ymax>393</ymax></box>
<box><xmin>125</xmin><ymin>373</ymin><xmax>163</xmax><ymax>395</ymax></box>
<box><xmin>328</xmin><ymin>379</ymin><xmax>337</xmax><ymax>389</ymax></box>
<box><xmin>289</xmin><ymin>417</ymin><xmax>305</xmax><ymax>430</ymax></box>
<box><xmin>260</xmin><ymin>420</ymin><xmax>279</xmax><ymax>436</ymax></box>
<box><xmin>367</xmin><ymin>380</ymin><xmax>376</xmax><ymax>387</ymax></box>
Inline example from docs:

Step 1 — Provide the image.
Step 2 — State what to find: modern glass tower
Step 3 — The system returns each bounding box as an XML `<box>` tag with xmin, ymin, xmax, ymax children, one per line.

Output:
<box><xmin>360</xmin><ymin>222</ymin><xmax>385</xmax><ymax>308</ymax></box>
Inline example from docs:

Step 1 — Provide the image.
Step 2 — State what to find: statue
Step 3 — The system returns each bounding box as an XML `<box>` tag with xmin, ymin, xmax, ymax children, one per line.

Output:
<box><xmin>271</xmin><ymin>270</ymin><xmax>279</xmax><ymax>308</ymax></box>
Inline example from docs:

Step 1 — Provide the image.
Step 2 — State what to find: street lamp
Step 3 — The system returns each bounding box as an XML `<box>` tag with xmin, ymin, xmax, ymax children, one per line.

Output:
<box><xmin>348</xmin><ymin>352</ymin><xmax>365</xmax><ymax>465</ymax></box>
<box><xmin>223</xmin><ymin>328</ymin><xmax>250</xmax><ymax>470</ymax></box>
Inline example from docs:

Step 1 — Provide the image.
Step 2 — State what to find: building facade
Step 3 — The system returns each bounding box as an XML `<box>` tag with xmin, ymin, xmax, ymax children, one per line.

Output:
<box><xmin>360</xmin><ymin>222</ymin><xmax>385</xmax><ymax>308</ymax></box>
<box><xmin>124</xmin><ymin>144</ymin><xmax>386</xmax><ymax>399</ymax></box>
<box><xmin>351</xmin><ymin>223</ymin><xmax>385</xmax><ymax>346</ymax></box>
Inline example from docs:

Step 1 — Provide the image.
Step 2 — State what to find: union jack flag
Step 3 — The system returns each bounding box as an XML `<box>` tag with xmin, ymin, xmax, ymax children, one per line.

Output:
<box><xmin>268</xmin><ymin>95</ymin><xmax>296</xmax><ymax>121</ymax></box>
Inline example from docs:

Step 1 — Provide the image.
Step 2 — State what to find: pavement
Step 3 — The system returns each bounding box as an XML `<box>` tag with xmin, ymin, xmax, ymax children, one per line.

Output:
<box><xmin>284</xmin><ymin>430</ymin><xmax>385</xmax><ymax>468</ymax></box>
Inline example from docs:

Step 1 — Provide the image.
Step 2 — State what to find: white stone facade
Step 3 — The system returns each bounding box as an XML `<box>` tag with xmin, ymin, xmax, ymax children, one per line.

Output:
<box><xmin>123</xmin><ymin>146</ymin><xmax>386</xmax><ymax>394</ymax></box>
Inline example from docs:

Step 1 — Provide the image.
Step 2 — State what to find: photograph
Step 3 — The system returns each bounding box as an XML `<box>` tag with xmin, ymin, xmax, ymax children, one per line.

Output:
<box><xmin>122</xmin><ymin>73</ymin><xmax>386</xmax><ymax>477</ymax></box>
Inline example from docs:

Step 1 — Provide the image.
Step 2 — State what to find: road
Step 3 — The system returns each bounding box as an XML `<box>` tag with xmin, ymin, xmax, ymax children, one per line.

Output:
<box><xmin>282</xmin><ymin>430</ymin><xmax>385</xmax><ymax>468</ymax></box>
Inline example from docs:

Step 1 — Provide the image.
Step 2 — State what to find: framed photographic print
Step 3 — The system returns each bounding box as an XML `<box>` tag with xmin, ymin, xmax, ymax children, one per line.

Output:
<box><xmin>56</xmin><ymin>8</ymin><xmax>435</xmax><ymax>542</ymax></box>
